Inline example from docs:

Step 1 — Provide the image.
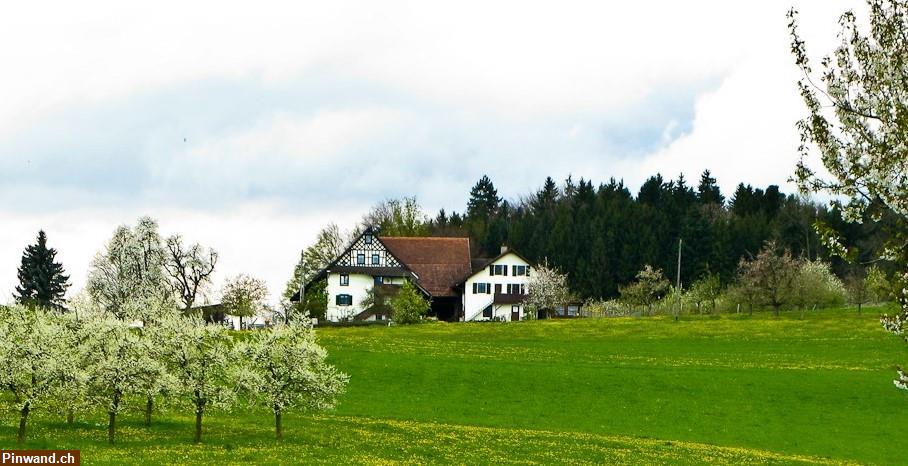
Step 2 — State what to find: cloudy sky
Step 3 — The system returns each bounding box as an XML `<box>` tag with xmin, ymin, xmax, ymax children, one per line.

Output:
<box><xmin>0</xmin><ymin>1</ymin><xmax>862</xmax><ymax>304</ymax></box>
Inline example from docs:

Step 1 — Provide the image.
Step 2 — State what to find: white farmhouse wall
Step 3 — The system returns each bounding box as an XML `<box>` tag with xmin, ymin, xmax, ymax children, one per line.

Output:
<box><xmin>326</xmin><ymin>272</ymin><xmax>374</xmax><ymax>321</ymax></box>
<box><xmin>463</xmin><ymin>252</ymin><xmax>531</xmax><ymax>322</ymax></box>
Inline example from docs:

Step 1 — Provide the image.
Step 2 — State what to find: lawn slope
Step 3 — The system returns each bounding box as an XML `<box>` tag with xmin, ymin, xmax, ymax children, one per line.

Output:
<box><xmin>1</xmin><ymin>307</ymin><xmax>904</xmax><ymax>464</ymax></box>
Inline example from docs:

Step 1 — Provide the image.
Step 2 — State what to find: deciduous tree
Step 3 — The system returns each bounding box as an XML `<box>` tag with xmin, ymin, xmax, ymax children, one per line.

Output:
<box><xmin>82</xmin><ymin>316</ymin><xmax>169</xmax><ymax>444</ymax></box>
<box><xmin>221</xmin><ymin>275</ymin><xmax>268</xmax><ymax>329</ymax></box>
<box><xmin>240</xmin><ymin>322</ymin><xmax>347</xmax><ymax>440</ymax></box>
<box><xmin>620</xmin><ymin>265</ymin><xmax>670</xmax><ymax>315</ymax></box>
<box><xmin>156</xmin><ymin>316</ymin><xmax>236</xmax><ymax>443</ymax></box>
<box><xmin>86</xmin><ymin>217</ymin><xmax>172</xmax><ymax>320</ymax></box>
<box><xmin>736</xmin><ymin>242</ymin><xmax>801</xmax><ymax>316</ymax></box>
<box><xmin>164</xmin><ymin>235</ymin><xmax>217</xmax><ymax>311</ymax></box>
<box><xmin>362</xmin><ymin>197</ymin><xmax>428</xmax><ymax>236</ymax></box>
<box><xmin>0</xmin><ymin>306</ymin><xmax>70</xmax><ymax>443</ymax></box>
<box><xmin>789</xmin><ymin>0</ymin><xmax>908</xmax><ymax>390</ymax></box>
<box><xmin>525</xmin><ymin>262</ymin><xmax>571</xmax><ymax>318</ymax></box>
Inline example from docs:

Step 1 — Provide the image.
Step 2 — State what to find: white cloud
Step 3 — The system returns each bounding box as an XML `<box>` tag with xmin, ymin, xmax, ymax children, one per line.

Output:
<box><xmin>0</xmin><ymin>0</ymin><xmax>869</xmax><ymax>304</ymax></box>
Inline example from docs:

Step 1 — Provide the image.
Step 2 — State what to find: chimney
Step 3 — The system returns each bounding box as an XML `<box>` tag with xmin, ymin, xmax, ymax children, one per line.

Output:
<box><xmin>500</xmin><ymin>245</ymin><xmax>509</xmax><ymax>254</ymax></box>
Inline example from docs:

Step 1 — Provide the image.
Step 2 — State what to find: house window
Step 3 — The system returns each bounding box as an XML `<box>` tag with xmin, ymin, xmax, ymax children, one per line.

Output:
<box><xmin>357</xmin><ymin>254</ymin><xmax>365</xmax><ymax>265</ymax></box>
<box><xmin>340</xmin><ymin>274</ymin><xmax>349</xmax><ymax>286</ymax></box>
<box><xmin>374</xmin><ymin>276</ymin><xmax>384</xmax><ymax>285</ymax></box>
<box><xmin>372</xmin><ymin>254</ymin><xmax>380</xmax><ymax>265</ymax></box>
<box><xmin>472</xmin><ymin>283</ymin><xmax>491</xmax><ymax>294</ymax></box>
<box><xmin>364</xmin><ymin>234</ymin><xmax>373</xmax><ymax>244</ymax></box>
<box><xmin>513</xmin><ymin>265</ymin><xmax>528</xmax><ymax>276</ymax></box>
<box><xmin>507</xmin><ymin>284</ymin><xmax>526</xmax><ymax>295</ymax></box>
<box><xmin>336</xmin><ymin>294</ymin><xmax>353</xmax><ymax>306</ymax></box>
<box><xmin>482</xmin><ymin>306</ymin><xmax>493</xmax><ymax>318</ymax></box>
<box><xmin>490</xmin><ymin>264</ymin><xmax>507</xmax><ymax>276</ymax></box>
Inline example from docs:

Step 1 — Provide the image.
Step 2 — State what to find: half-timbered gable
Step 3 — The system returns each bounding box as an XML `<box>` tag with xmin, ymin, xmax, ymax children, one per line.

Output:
<box><xmin>334</xmin><ymin>230</ymin><xmax>405</xmax><ymax>269</ymax></box>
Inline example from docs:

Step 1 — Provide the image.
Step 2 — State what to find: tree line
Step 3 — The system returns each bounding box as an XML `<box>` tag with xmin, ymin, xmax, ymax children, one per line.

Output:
<box><xmin>398</xmin><ymin>171</ymin><xmax>892</xmax><ymax>302</ymax></box>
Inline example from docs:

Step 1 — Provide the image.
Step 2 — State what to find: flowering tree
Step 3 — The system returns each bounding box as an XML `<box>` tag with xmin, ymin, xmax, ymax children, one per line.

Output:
<box><xmin>791</xmin><ymin>261</ymin><xmax>846</xmax><ymax>311</ymax></box>
<box><xmin>137</xmin><ymin>306</ymin><xmax>179</xmax><ymax>427</ymax></box>
<box><xmin>156</xmin><ymin>316</ymin><xmax>236</xmax><ymax>443</ymax></box>
<box><xmin>525</xmin><ymin>262</ymin><xmax>571</xmax><ymax>318</ymax></box>
<box><xmin>51</xmin><ymin>315</ymin><xmax>88</xmax><ymax>425</ymax></box>
<box><xmin>0</xmin><ymin>306</ymin><xmax>69</xmax><ymax>443</ymax></box>
<box><xmin>82</xmin><ymin>315</ymin><xmax>169</xmax><ymax>444</ymax></box>
<box><xmin>86</xmin><ymin>217</ymin><xmax>173</xmax><ymax>320</ymax></box>
<box><xmin>789</xmin><ymin>1</ymin><xmax>908</xmax><ymax>390</ymax></box>
<box><xmin>240</xmin><ymin>322</ymin><xmax>348</xmax><ymax>440</ymax></box>
<box><xmin>735</xmin><ymin>242</ymin><xmax>800</xmax><ymax>316</ymax></box>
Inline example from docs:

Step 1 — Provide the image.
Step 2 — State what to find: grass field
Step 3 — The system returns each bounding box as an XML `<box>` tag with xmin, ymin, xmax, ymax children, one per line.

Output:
<box><xmin>2</xmin><ymin>306</ymin><xmax>906</xmax><ymax>464</ymax></box>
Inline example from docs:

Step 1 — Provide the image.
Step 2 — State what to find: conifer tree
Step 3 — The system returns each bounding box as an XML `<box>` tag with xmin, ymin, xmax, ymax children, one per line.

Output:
<box><xmin>466</xmin><ymin>175</ymin><xmax>502</xmax><ymax>255</ymax></box>
<box><xmin>697</xmin><ymin>170</ymin><xmax>725</xmax><ymax>205</ymax></box>
<box><xmin>15</xmin><ymin>231</ymin><xmax>70</xmax><ymax>310</ymax></box>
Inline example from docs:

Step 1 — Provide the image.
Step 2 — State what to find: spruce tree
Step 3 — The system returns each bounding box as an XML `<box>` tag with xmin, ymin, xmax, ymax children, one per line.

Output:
<box><xmin>466</xmin><ymin>175</ymin><xmax>502</xmax><ymax>255</ymax></box>
<box><xmin>466</xmin><ymin>175</ymin><xmax>501</xmax><ymax>220</ymax></box>
<box><xmin>697</xmin><ymin>170</ymin><xmax>725</xmax><ymax>205</ymax></box>
<box><xmin>15</xmin><ymin>231</ymin><xmax>70</xmax><ymax>310</ymax></box>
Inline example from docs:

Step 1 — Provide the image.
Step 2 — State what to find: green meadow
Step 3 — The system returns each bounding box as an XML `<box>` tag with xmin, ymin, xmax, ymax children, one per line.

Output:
<box><xmin>3</xmin><ymin>306</ymin><xmax>907</xmax><ymax>465</ymax></box>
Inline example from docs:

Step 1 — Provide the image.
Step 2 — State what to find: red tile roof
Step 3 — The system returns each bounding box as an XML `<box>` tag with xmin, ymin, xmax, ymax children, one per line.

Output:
<box><xmin>381</xmin><ymin>236</ymin><xmax>472</xmax><ymax>297</ymax></box>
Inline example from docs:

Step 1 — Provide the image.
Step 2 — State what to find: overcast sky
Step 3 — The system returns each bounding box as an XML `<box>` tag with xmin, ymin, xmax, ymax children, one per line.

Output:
<box><xmin>0</xmin><ymin>1</ymin><xmax>863</xmax><ymax>304</ymax></box>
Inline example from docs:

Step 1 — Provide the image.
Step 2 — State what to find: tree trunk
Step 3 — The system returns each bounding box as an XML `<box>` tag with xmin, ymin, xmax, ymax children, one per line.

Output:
<box><xmin>858</xmin><ymin>302</ymin><xmax>862</xmax><ymax>314</ymax></box>
<box><xmin>108</xmin><ymin>412</ymin><xmax>116</xmax><ymax>444</ymax></box>
<box><xmin>17</xmin><ymin>402</ymin><xmax>30</xmax><ymax>444</ymax></box>
<box><xmin>194</xmin><ymin>406</ymin><xmax>204</xmax><ymax>443</ymax></box>
<box><xmin>773</xmin><ymin>304</ymin><xmax>780</xmax><ymax>317</ymax></box>
<box><xmin>275</xmin><ymin>408</ymin><xmax>283</xmax><ymax>441</ymax></box>
<box><xmin>108</xmin><ymin>391</ymin><xmax>120</xmax><ymax>445</ymax></box>
<box><xmin>239</xmin><ymin>316</ymin><xmax>244</xmax><ymax>330</ymax></box>
<box><xmin>145</xmin><ymin>396</ymin><xmax>153</xmax><ymax>427</ymax></box>
<box><xmin>66</xmin><ymin>408</ymin><xmax>74</xmax><ymax>424</ymax></box>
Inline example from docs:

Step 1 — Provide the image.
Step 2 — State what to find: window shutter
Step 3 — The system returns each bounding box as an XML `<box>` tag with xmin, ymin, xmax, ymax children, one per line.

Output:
<box><xmin>489</xmin><ymin>265</ymin><xmax>494</xmax><ymax>276</ymax></box>
<box><xmin>504</xmin><ymin>266</ymin><xmax>508</xmax><ymax>276</ymax></box>
<box><xmin>486</xmin><ymin>283</ymin><xmax>491</xmax><ymax>294</ymax></box>
<box><xmin>472</xmin><ymin>283</ymin><xmax>477</xmax><ymax>294</ymax></box>
<box><xmin>512</xmin><ymin>265</ymin><xmax>516</xmax><ymax>276</ymax></box>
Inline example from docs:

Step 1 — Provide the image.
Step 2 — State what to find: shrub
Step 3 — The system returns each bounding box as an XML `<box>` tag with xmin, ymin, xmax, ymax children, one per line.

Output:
<box><xmin>390</xmin><ymin>280</ymin><xmax>430</xmax><ymax>324</ymax></box>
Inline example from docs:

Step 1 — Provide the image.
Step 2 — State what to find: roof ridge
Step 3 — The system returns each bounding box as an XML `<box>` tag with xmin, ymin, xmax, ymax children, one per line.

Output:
<box><xmin>381</xmin><ymin>236</ymin><xmax>469</xmax><ymax>240</ymax></box>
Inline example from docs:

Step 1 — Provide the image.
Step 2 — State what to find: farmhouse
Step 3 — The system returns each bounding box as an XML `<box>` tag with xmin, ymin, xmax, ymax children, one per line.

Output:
<box><xmin>294</xmin><ymin>227</ymin><xmax>533</xmax><ymax>322</ymax></box>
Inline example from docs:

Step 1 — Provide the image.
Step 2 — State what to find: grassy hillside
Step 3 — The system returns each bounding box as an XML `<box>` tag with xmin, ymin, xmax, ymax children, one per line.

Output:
<box><xmin>2</xmin><ymin>307</ymin><xmax>905</xmax><ymax>464</ymax></box>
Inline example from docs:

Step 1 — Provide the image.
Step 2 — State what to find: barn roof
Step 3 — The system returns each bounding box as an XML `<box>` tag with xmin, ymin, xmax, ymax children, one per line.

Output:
<box><xmin>381</xmin><ymin>236</ymin><xmax>472</xmax><ymax>297</ymax></box>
